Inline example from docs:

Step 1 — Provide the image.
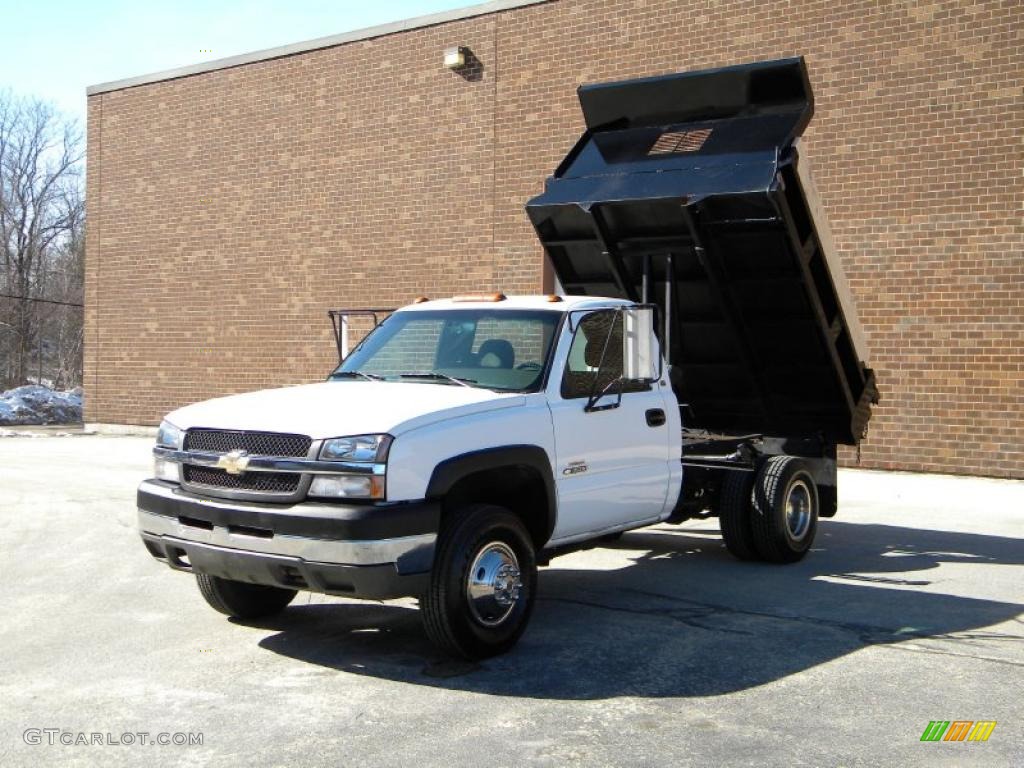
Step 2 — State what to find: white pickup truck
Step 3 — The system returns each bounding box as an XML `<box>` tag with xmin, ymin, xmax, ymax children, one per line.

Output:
<box><xmin>138</xmin><ymin>58</ymin><xmax>878</xmax><ymax>659</ymax></box>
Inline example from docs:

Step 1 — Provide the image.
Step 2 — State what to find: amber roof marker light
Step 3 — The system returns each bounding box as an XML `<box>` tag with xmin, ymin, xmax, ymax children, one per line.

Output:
<box><xmin>452</xmin><ymin>292</ymin><xmax>507</xmax><ymax>303</ymax></box>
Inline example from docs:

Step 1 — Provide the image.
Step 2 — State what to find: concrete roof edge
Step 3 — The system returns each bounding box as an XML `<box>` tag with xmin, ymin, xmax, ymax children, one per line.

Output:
<box><xmin>86</xmin><ymin>0</ymin><xmax>551</xmax><ymax>96</ymax></box>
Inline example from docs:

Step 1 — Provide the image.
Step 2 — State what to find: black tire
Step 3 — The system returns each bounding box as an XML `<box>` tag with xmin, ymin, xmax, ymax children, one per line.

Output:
<box><xmin>818</xmin><ymin>484</ymin><xmax>838</xmax><ymax>518</ymax></box>
<box><xmin>195</xmin><ymin>573</ymin><xmax>296</xmax><ymax>619</ymax></box>
<box><xmin>750</xmin><ymin>456</ymin><xmax>819</xmax><ymax>563</ymax></box>
<box><xmin>718</xmin><ymin>470</ymin><xmax>760</xmax><ymax>561</ymax></box>
<box><xmin>422</xmin><ymin>504</ymin><xmax>537</xmax><ymax>660</ymax></box>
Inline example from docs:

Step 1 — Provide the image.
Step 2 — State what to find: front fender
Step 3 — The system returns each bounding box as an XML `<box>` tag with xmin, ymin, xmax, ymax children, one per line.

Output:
<box><xmin>384</xmin><ymin>395</ymin><xmax>557</xmax><ymax>503</ymax></box>
<box><xmin>426</xmin><ymin>445</ymin><xmax>557</xmax><ymax>546</ymax></box>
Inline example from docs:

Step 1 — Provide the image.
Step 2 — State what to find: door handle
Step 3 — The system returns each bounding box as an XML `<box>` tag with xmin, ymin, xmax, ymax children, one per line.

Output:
<box><xmin>645</xmin><ymin>408</ymin><xmax>666</xmax><ymax>427</ymax></box>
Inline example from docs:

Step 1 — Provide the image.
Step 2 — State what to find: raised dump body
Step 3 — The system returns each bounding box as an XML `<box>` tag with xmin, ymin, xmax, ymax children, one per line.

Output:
<box><xmin>527</xmin><ymin>57</ymin><xmax>878</xmax><ymax>446</ymax></box>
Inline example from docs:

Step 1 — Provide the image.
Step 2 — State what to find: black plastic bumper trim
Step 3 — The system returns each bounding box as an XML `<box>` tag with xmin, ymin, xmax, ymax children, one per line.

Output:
<box><xmin>141</xmin><ymin>534</ymin><xmax>429</xmax><ymax>600</ymax></box>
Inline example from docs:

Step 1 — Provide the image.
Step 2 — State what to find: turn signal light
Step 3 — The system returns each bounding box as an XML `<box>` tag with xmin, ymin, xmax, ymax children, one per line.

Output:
<box><xmin>308</xmin><ymin>474</ymin><xmax>385</xmax><ymax>500</ymax></box>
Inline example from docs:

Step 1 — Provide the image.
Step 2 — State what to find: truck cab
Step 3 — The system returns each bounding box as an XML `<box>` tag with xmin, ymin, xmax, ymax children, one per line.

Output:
<box><xmin>137</xmin><ymin>58</ymin><xmax>878</xmax><ymax>659</ymax></box>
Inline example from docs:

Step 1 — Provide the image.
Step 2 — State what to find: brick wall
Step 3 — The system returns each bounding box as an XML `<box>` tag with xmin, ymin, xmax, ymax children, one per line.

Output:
<box><xmin>85</xmin><ymin>0</ymin><xmax>1023</xmax><ymax>478</ymax></box>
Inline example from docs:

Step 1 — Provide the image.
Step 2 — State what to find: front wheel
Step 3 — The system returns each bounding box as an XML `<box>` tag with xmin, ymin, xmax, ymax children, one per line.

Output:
<box><xmin>421</xmin><ymin>504</ymin><xmax>537</xmax><ymax>660</ymax></box>
<box><xmin>750</xmin><ymin>456</ymin><xmax>819</xmax><ymax>563</ymax></box>
<box><xmin>196</xmin><ymin>573</ymin><xmax>296</xmax><ymax>619</ymax></box>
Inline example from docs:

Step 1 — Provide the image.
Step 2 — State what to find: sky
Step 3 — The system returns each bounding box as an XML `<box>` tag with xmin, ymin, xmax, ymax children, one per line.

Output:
<box><xmin>0</xmin><ymin>0</ymin><xmax>476</xmax><ymax>128</ymax></box>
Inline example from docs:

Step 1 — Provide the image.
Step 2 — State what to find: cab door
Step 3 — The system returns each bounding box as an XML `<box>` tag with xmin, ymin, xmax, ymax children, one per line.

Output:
<box><xmin>546</xmin><ymin>308</ymin><xmax>673</xmax><ymax>542</ymax></box>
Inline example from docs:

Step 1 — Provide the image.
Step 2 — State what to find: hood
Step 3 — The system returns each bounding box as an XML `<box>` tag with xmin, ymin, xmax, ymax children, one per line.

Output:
<box><xmin>165</xmin><ymin>381</ymin><xmax>524</xmax><ymax>439</ymax></box>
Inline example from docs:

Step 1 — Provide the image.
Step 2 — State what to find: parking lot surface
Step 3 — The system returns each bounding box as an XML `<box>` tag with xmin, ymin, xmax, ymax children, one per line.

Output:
<box><xmin>2</xmin><ymin>435</ymin><xmax>1022</xmax><ymax>767</ymax></box>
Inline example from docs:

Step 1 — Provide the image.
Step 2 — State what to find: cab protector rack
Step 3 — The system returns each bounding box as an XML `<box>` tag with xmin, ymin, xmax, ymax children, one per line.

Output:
<box><xmin>328</xmin><ymin>308</ymin><xmax>395</xmax><ymax>362</ymax></box>
<box><xmin>527</xmin><ymin>57</ymin><xmax>879</xmax><ymax>450</ymax></box>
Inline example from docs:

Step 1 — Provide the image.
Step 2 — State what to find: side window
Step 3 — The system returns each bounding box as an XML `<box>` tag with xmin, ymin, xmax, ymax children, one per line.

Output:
<box><xmin>561</xmin><ymin>311</ymin><xmax>650</xmax><ymax>399</ymax></box>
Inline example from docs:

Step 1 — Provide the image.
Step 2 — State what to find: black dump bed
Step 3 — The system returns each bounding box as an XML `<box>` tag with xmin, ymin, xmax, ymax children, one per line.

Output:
<box><xmin>526</xmin><ymin>58</ymin><xmax>878</xmax><ymax>446</ymax></box>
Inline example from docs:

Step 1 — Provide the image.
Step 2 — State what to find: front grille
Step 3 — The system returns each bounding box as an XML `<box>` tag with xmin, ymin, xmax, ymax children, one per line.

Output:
<box><xmin>181</xmin><ymin>429</ymin><xmax>311</xmax><ymax>497</ymax></box>
<box><xmin>183</xmin><ymin>466</ymin><xmax>301</xmax><ymax>494</ymax></box>
<box><xmin>184</xmin><ymin>429</ymin><xmax>311</xmax><ymax>457</ymax></box>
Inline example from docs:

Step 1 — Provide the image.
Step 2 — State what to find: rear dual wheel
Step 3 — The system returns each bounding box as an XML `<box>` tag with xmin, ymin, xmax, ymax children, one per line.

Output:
<box><xmin>719</xmin><ymin>456</ymin><xmax>819</xmax><ymax>563</ymax></box>
<box><xmin>718</xmin><ymin>470</ymin><xmax>759</xmax><ymax>560</ymax></box>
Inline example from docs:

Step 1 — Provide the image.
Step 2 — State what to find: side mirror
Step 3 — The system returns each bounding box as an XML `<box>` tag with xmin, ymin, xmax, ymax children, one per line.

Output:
<box><xmin>623</xmin><ymin>306</ymin><xmax>658</xmax><ymax>382</ymax></box>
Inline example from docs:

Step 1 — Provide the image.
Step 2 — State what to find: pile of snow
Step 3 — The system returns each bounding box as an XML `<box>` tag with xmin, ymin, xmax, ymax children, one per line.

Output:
<box><xmin>0</xmin><ymin>385</ymin><xmax>83</xmax><ymax>426</ymax></box>
<box><xmin>0</xmin><ymin>428</ymin><xmax>78</xmax><ymax>438</ymax></box>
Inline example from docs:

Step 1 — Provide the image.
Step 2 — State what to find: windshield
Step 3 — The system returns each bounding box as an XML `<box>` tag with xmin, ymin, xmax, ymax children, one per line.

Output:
<box><xmin>330</xmin><ymin>309</ymin><xmax>562</xmax><ymax>392</ymax></box>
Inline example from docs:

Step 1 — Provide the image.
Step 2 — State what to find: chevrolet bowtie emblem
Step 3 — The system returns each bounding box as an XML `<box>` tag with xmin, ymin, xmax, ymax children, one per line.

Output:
<box><xmin>216</xmin><ymin>449</ymin><xmax>251</xmax><ymax>475</ymax></box>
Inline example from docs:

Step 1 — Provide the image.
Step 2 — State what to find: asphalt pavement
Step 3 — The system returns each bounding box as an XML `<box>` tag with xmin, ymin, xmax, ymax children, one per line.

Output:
<box><xmin>1</xmin><ymin>435</ymin><xmax>1021</xmax><ymax>767</ymax></box>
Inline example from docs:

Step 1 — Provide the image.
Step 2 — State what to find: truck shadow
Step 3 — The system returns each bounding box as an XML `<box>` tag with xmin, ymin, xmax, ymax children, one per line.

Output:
<box><xmin>253</xmin><ymin>520</ymin><xmax>1024</xmax><ymax>699</ymax></box>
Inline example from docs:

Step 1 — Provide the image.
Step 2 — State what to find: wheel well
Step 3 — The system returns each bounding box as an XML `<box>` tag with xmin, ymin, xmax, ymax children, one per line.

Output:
<box><xmin>441</xmin><ymin>465</ymin><xmax>552</xmax><ymax>548</ymax></box>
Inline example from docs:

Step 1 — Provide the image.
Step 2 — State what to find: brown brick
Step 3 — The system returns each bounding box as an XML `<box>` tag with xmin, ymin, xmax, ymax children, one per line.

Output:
<box><xmin>85</xmin><ymin>0</ymin><xmax>1024</xmax><ymax>479</ymax></box>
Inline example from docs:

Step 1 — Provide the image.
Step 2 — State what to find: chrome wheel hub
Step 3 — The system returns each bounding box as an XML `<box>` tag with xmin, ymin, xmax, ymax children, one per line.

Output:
<box><xmin>466</xmin><ymin>542</ymin><xmax>522</xmax><ymax>627</ymax></box>
<box><xmin>785</xmin><ymin>478</ymin><xmax>813</xmax><ymax>541</ymax></box>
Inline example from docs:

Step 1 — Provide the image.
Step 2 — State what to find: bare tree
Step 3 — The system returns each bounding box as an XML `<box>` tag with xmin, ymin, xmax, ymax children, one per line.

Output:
<box><xmin>45</xmin><ymin>222</ymin><xmax>84</xmax><ymax>389</ymax></box>
<box><xmin>0</xmin><ymin>91</ymin><xmax>84</xmax><ymax>390</ymax></box>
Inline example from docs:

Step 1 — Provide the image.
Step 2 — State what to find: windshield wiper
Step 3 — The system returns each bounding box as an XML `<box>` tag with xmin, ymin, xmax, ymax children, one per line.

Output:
<box><xmin>329</xmin><ymin>370</ymin><xmax>384</xmax><ymax>381</ymax></box>
<box><xmin>398</xmin><ymin>372</ymin><xmax>477</xmax><ymax>388</ymax></box>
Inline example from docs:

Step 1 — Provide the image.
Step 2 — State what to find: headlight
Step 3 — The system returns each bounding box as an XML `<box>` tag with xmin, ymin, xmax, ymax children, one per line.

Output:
<box><xmin>312</xmin><ymin>434</ymin><xmax>391</xmax><ymax>499</ymax></box>
<box><xmin>156</xmin><ymin>420</ymin><xmax>183</xmax><ymax>449</ymax></box>
<box><xmin>154</xmin><ymin>420</ymin><xmax>183</xmax><ymax>484</ymax></box>
<box><xmin>320</xmin><ymin>434</ymin><xmax>391</xmax><ymax>463</ymax></box>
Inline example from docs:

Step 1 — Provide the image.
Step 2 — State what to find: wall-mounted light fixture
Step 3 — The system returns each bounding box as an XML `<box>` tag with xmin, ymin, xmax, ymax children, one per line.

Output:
<box><xmin>443</xmin><ymin>46</ymin><xmax>467</xmax><ymax>70</ymax></box>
